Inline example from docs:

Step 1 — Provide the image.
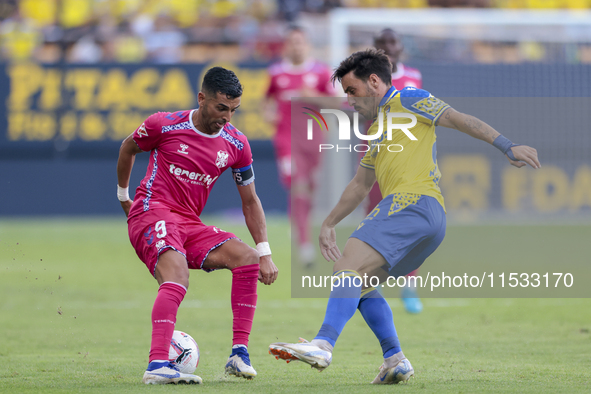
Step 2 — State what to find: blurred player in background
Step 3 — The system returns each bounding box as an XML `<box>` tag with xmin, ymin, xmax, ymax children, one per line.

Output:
<box><xmin>117</xmin><ymin>67</ymin><xmax>278</xmax><ymax>385</ymax></box>
<box><xmin>270</xmin><ymin>49</ymin><xmax>540</xmax><ymax>384</ymax></box>
<box><xmin>375</xmin><ymin>28</ymin><xmax>422</xmax><ymax>90</ymax></box>
<box><xmin>374</xmin><ymin>28</ymin><xmax>424</xmax><ymax>314</ymax></box>
<box><xmin>265</xmin><ymin>25</ymin><xmax>335</xmax><ymax>267</ymax></box>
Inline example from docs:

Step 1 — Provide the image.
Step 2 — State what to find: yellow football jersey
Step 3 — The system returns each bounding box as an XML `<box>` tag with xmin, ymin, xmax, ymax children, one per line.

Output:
<box><xmin>360</xmin><ymin>86</ymin><xmax>449</xmax><ymax>211</ymax></box>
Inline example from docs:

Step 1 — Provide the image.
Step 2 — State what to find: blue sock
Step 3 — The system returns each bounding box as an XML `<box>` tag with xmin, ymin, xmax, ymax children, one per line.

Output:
<box><xmin>358</xmin><ymin>287</ymin><xmax>401</xmax><ymax>358</ymax></box>
<box><xmin>314</xmin><ymin>270</ymin><xmax>363</xmax><ymax>347</ymax></box>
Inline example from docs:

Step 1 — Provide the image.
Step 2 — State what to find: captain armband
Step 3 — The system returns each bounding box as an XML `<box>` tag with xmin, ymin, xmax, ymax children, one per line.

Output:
<box><xmin>232</xmin><ymin>164</ymin><xmax>255</xmax><ymax>186</ymax></box>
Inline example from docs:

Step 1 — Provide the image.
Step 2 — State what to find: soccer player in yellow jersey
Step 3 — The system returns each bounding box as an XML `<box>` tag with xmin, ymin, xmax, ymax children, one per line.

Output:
<box><xmin>269</xmin><ymin>49</ymin><xmax>540</xmax><ymax>384</ymax></box>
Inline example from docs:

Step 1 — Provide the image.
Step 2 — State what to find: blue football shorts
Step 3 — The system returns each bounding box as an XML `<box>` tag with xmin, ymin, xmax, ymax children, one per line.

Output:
<box><xmin>350</xmin><ymin>193</ymin><xmax>446</xmax><ymax>278</ymax></box>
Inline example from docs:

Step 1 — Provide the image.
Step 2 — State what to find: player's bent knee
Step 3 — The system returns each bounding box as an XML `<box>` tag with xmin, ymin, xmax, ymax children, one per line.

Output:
<box><xmin>237</xmin><ymin>246</ymin><xmax>259</xmax><ymax>268</ymax></box>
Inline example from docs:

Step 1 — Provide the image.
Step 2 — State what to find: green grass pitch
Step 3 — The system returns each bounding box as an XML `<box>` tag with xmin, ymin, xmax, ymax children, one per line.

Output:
<box><xmin>1</xmin><ymin>217</ymin><xmax>590</xmax><ymax>393</ymax></box>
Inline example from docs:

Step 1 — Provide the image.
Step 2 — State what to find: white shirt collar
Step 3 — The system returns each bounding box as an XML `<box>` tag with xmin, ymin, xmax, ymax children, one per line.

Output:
<box><xmin>189</xmin><ymin>109</ymin><xmax>223</xmax><ymax>138</ymax></box>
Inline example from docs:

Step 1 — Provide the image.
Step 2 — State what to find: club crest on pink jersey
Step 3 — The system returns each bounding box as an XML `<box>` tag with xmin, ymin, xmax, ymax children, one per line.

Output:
<box><xmin>215</xmin><ymin>150</ymin><xmax>229</xmax><ymax>168</ymax></box>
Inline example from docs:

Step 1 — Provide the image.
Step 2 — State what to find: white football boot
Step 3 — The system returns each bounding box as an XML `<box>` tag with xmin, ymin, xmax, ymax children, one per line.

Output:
<box><xmin>371</xmin><ymin>352</ymin><xmax>414</xmax><ymax>384</ymax></box>
<box><xmin>269</xmin><ymin>338</ymin><xmax>332</xmax><ymax>371</ymax></box>
<box><xmin>225</xmin><ymin>346</ymin><xmax>257</xmax><ymax>379</ymax></box>
<box><xmin>142</xmin><ymin>361</ymin><xmax>202</xmax><ymax>385</ymax></box>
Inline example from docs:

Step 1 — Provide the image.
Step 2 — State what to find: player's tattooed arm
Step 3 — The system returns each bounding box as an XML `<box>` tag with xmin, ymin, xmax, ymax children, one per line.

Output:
<box><xmin>437</xmin><ymin>108</ymin><xmax>500</xmax><ymax>144</ymax></box>
<box><xmin>438</xmin><ymin>108</ymin><xmax>541</xmax><ymax>169</ymax></box>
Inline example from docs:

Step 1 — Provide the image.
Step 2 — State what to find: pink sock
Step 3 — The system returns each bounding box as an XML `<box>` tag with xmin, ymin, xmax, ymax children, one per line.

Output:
<box><xmin>149</xmin><ymin>282</ymin><xmax>186</xmax><ymax>362</ymax></box>
<box><xmin>231</xmin><ymin>264</ymin><xmax>259</xmax><ymax>346</ymax></box>
<box><xmin>293</xmin><ymin>195</ymin><xmax>312</xmax><ymax>244</ymax></box>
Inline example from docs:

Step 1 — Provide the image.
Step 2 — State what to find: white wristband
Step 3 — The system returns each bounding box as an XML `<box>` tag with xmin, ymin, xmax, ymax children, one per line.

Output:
<box><xmin>117</xmin><ymin>185</ymin><xmax>129</xmax><ymax>202</ymax></box>
<box><xmin>256</xmin><ymin>242</ymin><xmax>272</xmax><ymax>257</ymax></box>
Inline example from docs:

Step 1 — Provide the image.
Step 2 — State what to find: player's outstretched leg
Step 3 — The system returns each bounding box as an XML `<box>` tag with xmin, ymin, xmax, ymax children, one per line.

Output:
<box><xmin>270</xmin><ymin>269</ymin><xmax>362</xmax><ymax>371</ymax></box>
<box><xmin>357</xmin><ymin>287</ymin><xmax>414</xmax><ymax>384</ymax></box>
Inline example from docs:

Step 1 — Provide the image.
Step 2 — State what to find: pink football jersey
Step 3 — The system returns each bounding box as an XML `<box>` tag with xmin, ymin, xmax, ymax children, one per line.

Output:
<box><xmin>266</xmin><ymin>59</ymin><xmax>334</xmax><ymax>155</ymax></box>
<box><xmin>128</xmin><ymin>110</ymin><xmax>253</xmax><ymax>221</ymax></box>
<box><xmin>391</xmin><ymin>63</ymin><xmax>422</xmax><ymax>90</ymax></box>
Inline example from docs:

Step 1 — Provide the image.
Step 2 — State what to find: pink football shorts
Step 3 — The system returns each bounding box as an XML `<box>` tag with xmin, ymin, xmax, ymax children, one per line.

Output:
<box><xmin>128</xmin><ymin>209</ymin><xmax>237</xmax><ymax>276</ymax></box>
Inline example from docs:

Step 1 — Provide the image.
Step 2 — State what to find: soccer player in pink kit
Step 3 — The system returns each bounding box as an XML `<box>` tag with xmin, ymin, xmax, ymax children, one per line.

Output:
<box><xmin>265</xmin><ymin>26</ymin><xmax>335</xmax><ymax>267</ymax></box>
<box><xmin>373</xmin><ymin>28</ymin><xmax>424</xmax><ymax>313</ymax></box>
<box><xmin>117</xmin><ymin>67</ymin><xmax>278</xmax><ymax>384</ymax></box>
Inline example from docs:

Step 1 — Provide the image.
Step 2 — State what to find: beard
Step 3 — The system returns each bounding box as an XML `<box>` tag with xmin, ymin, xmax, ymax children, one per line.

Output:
<box><xmin>358</xmin><ymin>86</ymin><xmax>379</xmax><ymax>119</ymax></box>
<box><xmin>199</xmin><ymin>104</ymin><xmax>224</xmax><ymax>134</ymax></box>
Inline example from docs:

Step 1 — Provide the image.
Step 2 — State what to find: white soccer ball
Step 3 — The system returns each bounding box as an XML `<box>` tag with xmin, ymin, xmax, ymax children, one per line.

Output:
<box><xmin>169</xmin><ymin>330</ymin><xmax>199</xmax><ymax>374</ymax></box>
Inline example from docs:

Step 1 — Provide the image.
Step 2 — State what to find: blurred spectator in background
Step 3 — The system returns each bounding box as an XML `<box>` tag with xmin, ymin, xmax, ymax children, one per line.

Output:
<box><xmin>112</xmin><ymin>20</ymin><xmax>146</xmax><ymax>63</ymax></box>
<box><xmin>428</xmin><ymin>0</ymin><xmax>490</xmax><ymax>7</ymax></box>
<box><xmin>0</xmin><ymin>0</ymin><xmax>576</xmax><ymax>65</ymax></box>
<box><xmin>0</xmin><ymin>0</ymin><xmax>346</xmax><ymax>64</ymax></box>
<box><xmin>143</xmin><ymin>14</ymin><xmax>185</xmax><ymax>64</ymax></box>
<box><xmin>0</xmin><ymin>7</ymin><xmax>41</xmax><ymax>61</ymax></box>
<box><xmin>68</xmin><ymin>31</ymin><xmax>102</xmax><ymax>63</ymax></box>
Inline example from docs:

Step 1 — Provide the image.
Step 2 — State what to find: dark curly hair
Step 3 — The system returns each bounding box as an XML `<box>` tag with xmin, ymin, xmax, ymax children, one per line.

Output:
<box><xmin>331</xmin><ymin>48</ymin><xmax>392</xmax><ymax>87</ymax></box>
<box><xmin>202</xmin><ymin>67</ymin><xmax>243</xmax><ymax>99</ymax></box>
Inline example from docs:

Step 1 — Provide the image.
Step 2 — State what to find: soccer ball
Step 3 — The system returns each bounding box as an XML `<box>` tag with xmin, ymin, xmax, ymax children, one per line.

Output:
<box><xmin>169</xmin><ymin>330</ymin><xmax>199</xmax><ymax>374</ymax></box>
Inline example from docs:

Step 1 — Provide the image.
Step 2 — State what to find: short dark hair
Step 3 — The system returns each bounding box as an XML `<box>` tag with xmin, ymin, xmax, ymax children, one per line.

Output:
<box><xmin>202</xmin><ymin>67</ymin><xmax>243</xmax><ymax>99</ymax></box>
<box><xmin>375</xmin><ymin>28</ymin><xmax>398</xmax><ymax>40</ymax></box>
<box><xmin>331</xmin><ymin>48</ymin><xmax>392</xmax><ymax>87</ymax></box>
